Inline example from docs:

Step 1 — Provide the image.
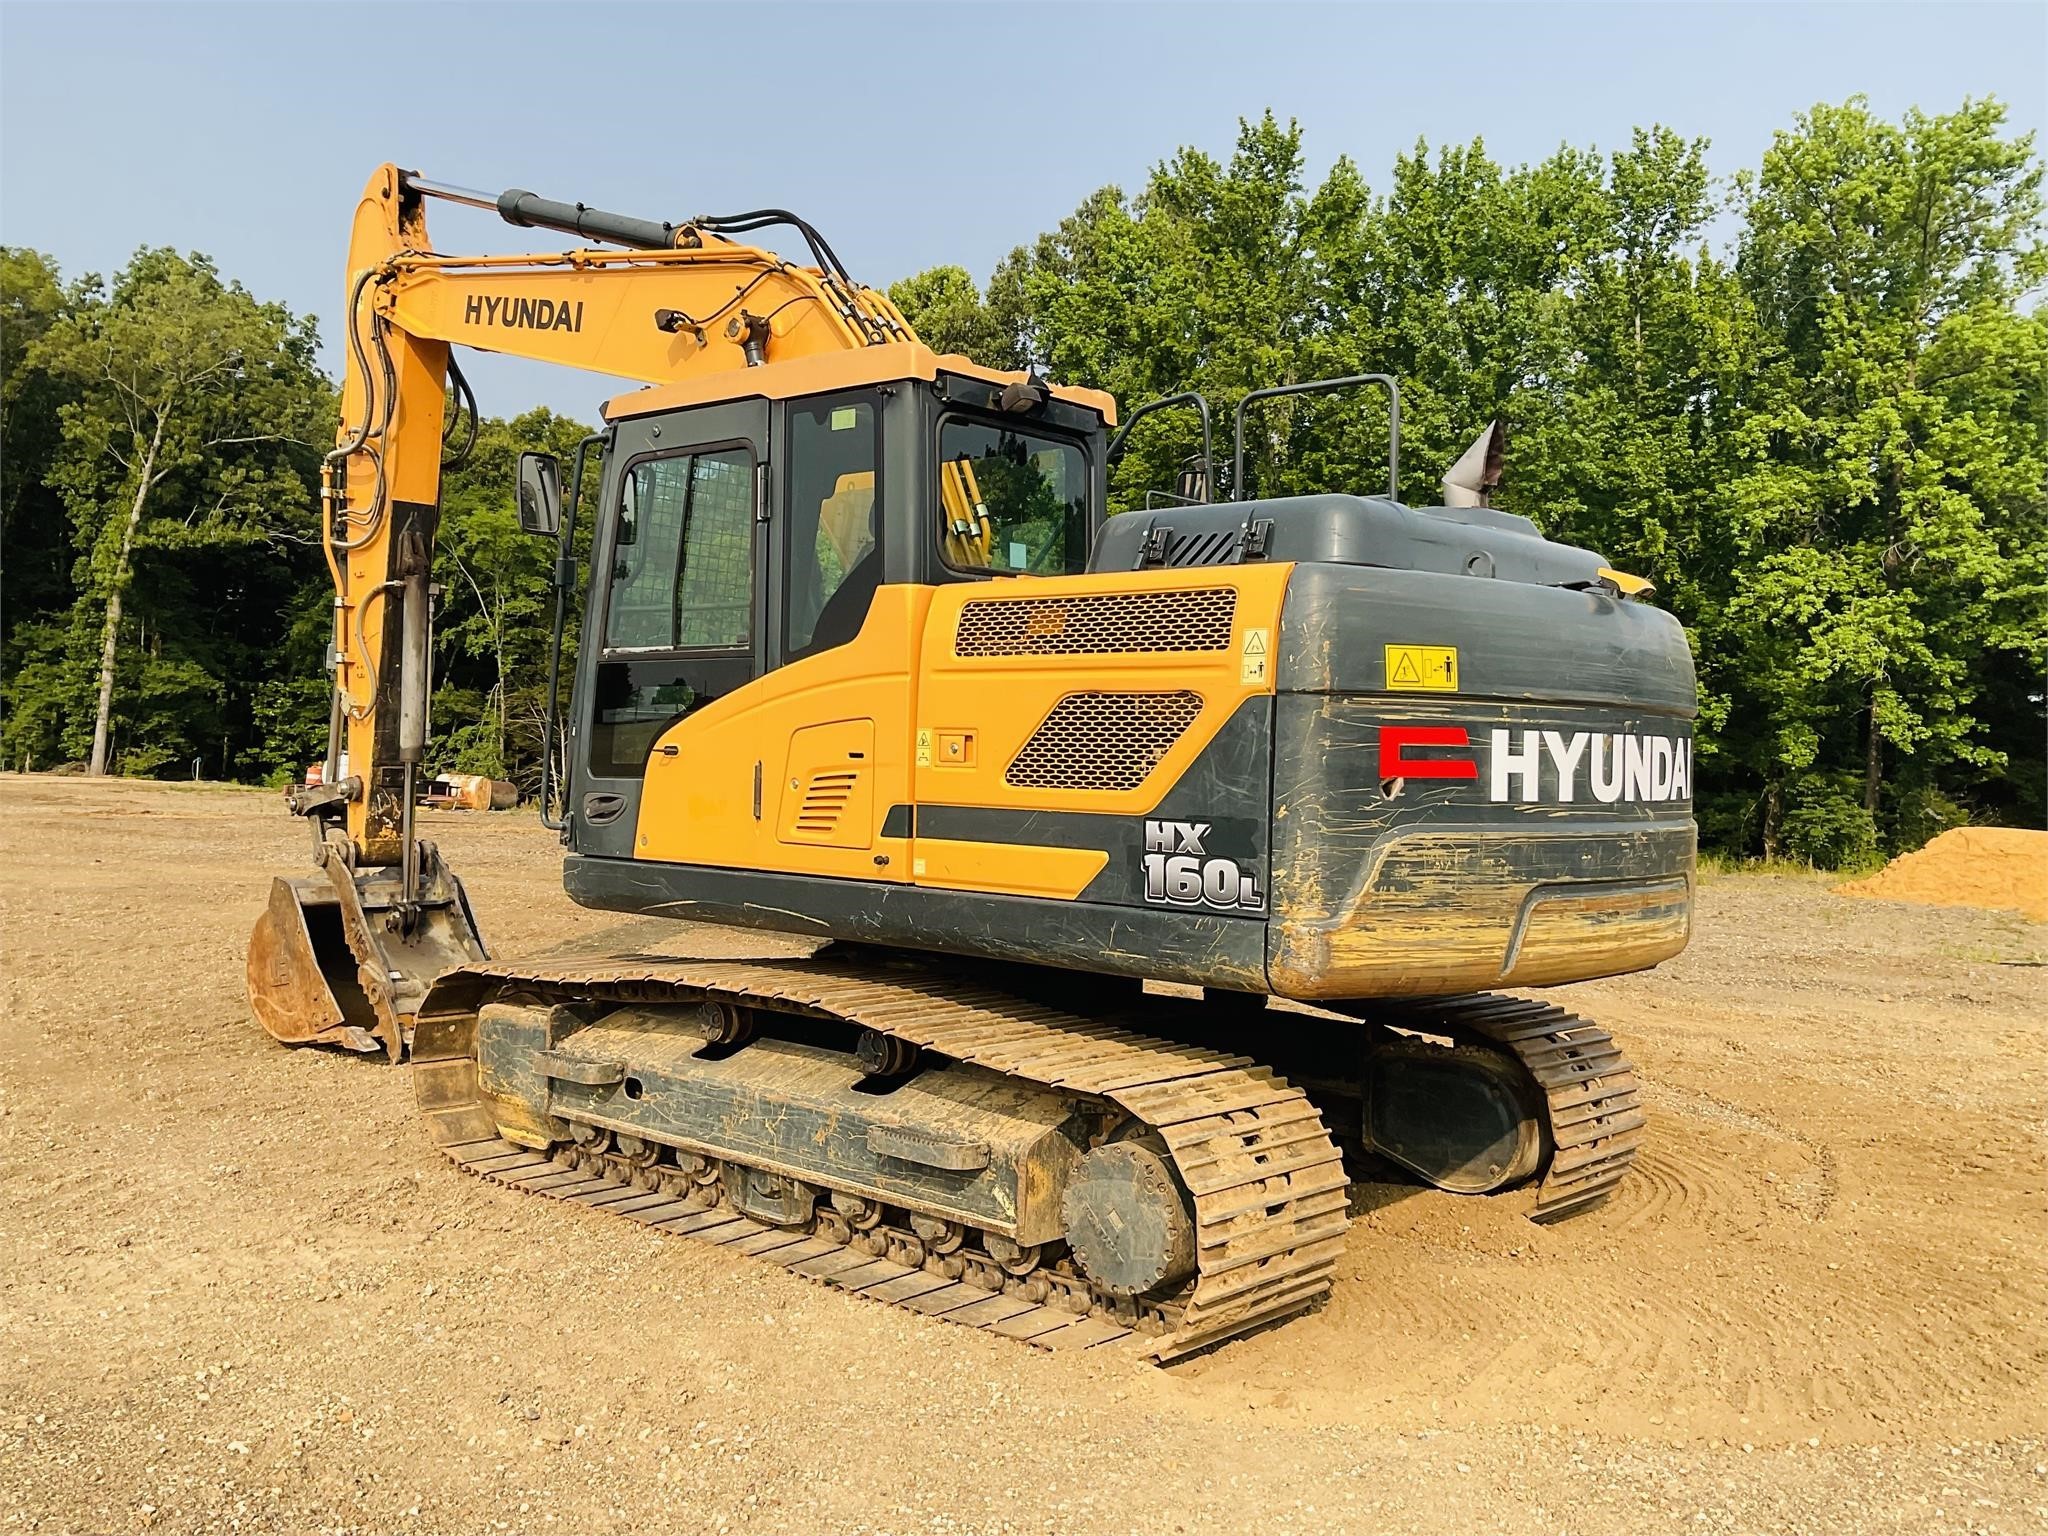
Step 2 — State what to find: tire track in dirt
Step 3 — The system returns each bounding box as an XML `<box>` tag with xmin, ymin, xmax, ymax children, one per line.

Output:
<box><xmin>1187</xmin><ymin>1074</ymin><xmax>2046</xmax><ymax>1442</ymax></box>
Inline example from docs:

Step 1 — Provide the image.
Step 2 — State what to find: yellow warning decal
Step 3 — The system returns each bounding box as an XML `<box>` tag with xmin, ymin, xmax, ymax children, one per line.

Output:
<box><xmin>1241</xmin><ymin>627</ymin><xmax>1271</xmax><ymax>685</ymax></box>
<box><xmin>1385</xmin><ymin>644</ymin><xmax>1458</xmax><ymax>692</ymax></box>
<box><xmin>915</xmin><ymin>727</ymin><xmax>933</xmax><ymax>766</ymax></box>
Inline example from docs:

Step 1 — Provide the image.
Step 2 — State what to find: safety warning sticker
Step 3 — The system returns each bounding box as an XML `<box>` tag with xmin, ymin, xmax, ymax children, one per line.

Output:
<box><xmin>1241</xmin><ymin>627</ymin><xmax>1270</xmax><ymax>685</ymax></box>
<box><xmin>1385</xmin><ymin>644</ymin><xmax>1458</xmax><ymax>692</ymax></box>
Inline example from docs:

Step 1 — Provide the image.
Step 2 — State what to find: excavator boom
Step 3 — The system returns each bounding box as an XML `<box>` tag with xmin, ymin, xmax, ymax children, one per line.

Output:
<box><xmin>250</xmin><ymin>165</ymin><xmax>921</xmax><ymax>1055</ymax></box>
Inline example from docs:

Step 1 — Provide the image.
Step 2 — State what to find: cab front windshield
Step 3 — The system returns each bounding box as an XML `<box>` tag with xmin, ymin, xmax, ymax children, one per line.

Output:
<box><xmin>938</xmin><ymin>419</ymin><xmax>1091</xmax><ymax>576</ymax></box>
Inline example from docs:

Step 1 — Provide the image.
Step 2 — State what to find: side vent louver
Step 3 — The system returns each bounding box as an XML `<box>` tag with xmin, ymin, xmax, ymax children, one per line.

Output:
<box><xmin>792</xmin><ymin>769</ymin><xmax>859</xmax><ymax>839</ymax></box>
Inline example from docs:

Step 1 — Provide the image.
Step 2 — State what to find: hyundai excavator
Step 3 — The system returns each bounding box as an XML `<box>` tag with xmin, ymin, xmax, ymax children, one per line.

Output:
<box><xmin>245</xmin><ymin>165</ymin><xmax>1697</xmax><ymax>1360</ymax></box>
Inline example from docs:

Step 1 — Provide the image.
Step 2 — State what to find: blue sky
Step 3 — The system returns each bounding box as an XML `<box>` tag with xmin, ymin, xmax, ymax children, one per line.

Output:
<box><xmin>4</xmin><ymin>1</ymin><xmax>2043</xmax><ymax>420</ymax></box>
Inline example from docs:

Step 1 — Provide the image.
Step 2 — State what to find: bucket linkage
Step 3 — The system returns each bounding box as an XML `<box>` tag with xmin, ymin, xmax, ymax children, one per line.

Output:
<box><xmin>247</xmin><ymin>823</ymin><xmax>486</xmax><ymax>1060</ymax></box>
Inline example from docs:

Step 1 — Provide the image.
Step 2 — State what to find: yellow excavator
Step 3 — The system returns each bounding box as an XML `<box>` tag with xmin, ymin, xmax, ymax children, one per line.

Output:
<box><xmin>247</xmin><ymin>165</ymin><xmax>1697</xmax><ymax>1359</ymax></box>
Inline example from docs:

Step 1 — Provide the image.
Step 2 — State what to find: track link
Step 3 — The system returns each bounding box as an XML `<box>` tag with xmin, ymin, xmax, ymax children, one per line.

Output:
<box><xmin>1368</xmin><ymin>994</ymin><xmax>1646</xmax><ymax>1219</ymax></box>
<box><xmin>412</xmin><ymin>952</ymin><xmax>1349</xmax><ymax>1361</ymax></box>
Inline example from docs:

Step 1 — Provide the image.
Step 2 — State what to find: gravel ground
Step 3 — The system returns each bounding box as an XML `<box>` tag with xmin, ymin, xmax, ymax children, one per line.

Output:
<box><xmin>2</xmin><ymin>774</ymin><xmax>2043</xmax><ymax>1535</ymax></box>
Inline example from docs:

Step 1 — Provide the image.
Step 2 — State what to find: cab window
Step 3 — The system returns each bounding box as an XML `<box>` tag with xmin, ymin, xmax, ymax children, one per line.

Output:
<box><xmin>786</xmin><ymin>393</ymin><xmax>882</xmax><ymax>658</ymax></box>
<box><xmin>591</xmin><ymin>445</ymin><xmax>754</xmax><ymax>776</ymax></box>
<box><xmin>938</xmin><ymin>418</ymin><xmax>1089</xmax><ymax>576</ymax></box>
<box><xmin>605</xmin><ymin>447</ymin><xmax>753</xmax><ymax>651</ymax></box>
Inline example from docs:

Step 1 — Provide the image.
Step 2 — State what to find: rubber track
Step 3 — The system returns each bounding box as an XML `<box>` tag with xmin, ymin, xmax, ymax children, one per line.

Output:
<box><xmin>412</xmin><ymin>954</ymin><xmax>1349</xmax><ymax>1361</ymax></box>
<box><xmin>1370</xmin><ymin>993</ymin><xmax>1645</xmax><ymax>1220</ymax></box>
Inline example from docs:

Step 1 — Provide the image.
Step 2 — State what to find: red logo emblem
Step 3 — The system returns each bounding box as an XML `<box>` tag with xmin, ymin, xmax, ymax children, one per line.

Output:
<box><xmin>1378</xmin><ymin>725</ymin><xmax>1478</xmax><ymax>781</ymax></box>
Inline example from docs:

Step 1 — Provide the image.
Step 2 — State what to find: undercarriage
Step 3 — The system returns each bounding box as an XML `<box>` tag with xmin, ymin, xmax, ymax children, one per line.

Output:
<box><xmin>412</xmin><ymin>943</ymin><xmax>1643</xmax><ymax>1359</ymax></box>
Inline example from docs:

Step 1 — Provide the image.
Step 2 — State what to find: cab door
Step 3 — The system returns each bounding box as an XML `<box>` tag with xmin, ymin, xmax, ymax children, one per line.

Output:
<box><xmin>626</xmin><ymin>387</ymin><xmax>923</xmax><ymax>883</ymax></box>
<box><xmin>571</xmin><ymin>400</ymin><xmax>768</xmax><ymax>860</ymax></box>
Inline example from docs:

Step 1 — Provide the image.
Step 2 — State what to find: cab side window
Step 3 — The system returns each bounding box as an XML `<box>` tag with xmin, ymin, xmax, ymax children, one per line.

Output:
<box><xmin>592</xmin><ymin>446</ymin><xmax>754</xmax><ymax>776</ymax></box>
<box><xmin>937</xmin><ymin>418</ymin><xmax>1090</xmax><ymax>576</ymax></box>
<box><xmin>606</xmin><ymin>448</ymin><xmax>753</xmax><ymax>651</ymax></box>
<box><xmin>785</xmin><ymin>394</ymin><xmax>881</xmax><ymax>659</ymax></box>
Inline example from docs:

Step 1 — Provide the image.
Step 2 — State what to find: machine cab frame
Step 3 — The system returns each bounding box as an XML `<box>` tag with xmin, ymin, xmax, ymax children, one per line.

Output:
<box><xmin>561</xmin><ymin>362</ymin><xmax>1113</xmax><ymax>859</ymax></box>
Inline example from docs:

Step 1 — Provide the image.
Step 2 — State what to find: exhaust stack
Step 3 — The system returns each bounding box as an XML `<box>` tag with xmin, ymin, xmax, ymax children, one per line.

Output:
<box><xmin>1442</xmin><ymin>420</ymin><xmax>1507</xmax><ymax>507</ymax></box>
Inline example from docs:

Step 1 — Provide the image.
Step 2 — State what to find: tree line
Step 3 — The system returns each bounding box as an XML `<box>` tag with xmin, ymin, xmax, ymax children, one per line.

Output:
<box><xmin>3</xmin><ymin>97</ymin><xmax>2041</xmax><ymax>866</ymax></box>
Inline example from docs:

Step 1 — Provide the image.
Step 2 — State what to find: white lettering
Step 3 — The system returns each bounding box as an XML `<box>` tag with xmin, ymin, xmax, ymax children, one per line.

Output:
<box><xmin>1542</xmin><ymin>730</ymin><xmax>1588</xmax><ymax>803</ymax></box>
<box><xmin>1623</xmin><ymin>735</ymin><xmax>1653</xmax><ymax>800</ymax></box>
<box><xmin>1649</xmin><ymin>736</ymin><xmax>1674</xmax><ymax>799</ymax></box>
<box><xmin>1490</xmin><ymin>728</ymin><xmax>1542</xmax><ymax>802</ymax></box>
<box><xmin>1202</xmin><ymin>858</ymin><xmax>1237</xmax><ymax>905</ymax></box>
<box><xmin>1143</xmin><ymin>818</ymin><xmax>1210</xmax><ymax>854</ymax></box>
<box><xmin>1589</xmin><ymin>734</ymin><xmax>1623</xmax><ymax>803</ymax></box>
<box><xmin>1470</xmin><ymin>728</ymin><xmax>1694</xmax><ymax>803</ymax></box>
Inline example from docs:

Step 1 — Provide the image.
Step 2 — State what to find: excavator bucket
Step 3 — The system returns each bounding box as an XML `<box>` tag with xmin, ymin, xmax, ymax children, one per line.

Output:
<box><xmin>247</xmin><ymin>840</ymin><xmax>487</xmax><ymax>1060</ymax></box>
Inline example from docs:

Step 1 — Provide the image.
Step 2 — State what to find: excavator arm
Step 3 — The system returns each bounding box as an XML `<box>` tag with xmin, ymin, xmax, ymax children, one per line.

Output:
<box><xmin>249</xmin><ymin>164</ymin><xmax>915</xmax><ymax>1057</ymax></box>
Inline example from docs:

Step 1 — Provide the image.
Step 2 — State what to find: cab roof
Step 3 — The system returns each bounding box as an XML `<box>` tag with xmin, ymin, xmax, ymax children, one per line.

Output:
<box><xmin>603</xmin><ymin>342</ymin><xmax>1117</xmax><ymax>426</ymax></box>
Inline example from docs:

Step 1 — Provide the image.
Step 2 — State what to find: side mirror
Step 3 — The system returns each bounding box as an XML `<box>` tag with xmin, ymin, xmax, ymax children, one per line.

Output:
<box><xmin>516</xmin><ymin>451</ymin><xmax>563</xmax><ymax>537</ymax></box>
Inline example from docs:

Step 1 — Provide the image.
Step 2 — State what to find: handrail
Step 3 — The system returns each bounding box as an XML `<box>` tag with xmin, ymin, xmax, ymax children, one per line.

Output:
<box><xmin>1232</xmin><ymin>373</ymin><xmax>1400</xmax><ymax>502</ymax></box>
<box><xmin>1106</xmin><ymin>391</ymin><xmax>1214</xmax><ymax>504</ymax></box>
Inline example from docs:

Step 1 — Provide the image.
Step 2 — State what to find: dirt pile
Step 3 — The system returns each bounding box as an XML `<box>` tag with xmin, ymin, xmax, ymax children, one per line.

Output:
<box><xmin>1837</xmin><ymin>824</ymin><xmax>2047</xmax><ymax>922</ymax></box>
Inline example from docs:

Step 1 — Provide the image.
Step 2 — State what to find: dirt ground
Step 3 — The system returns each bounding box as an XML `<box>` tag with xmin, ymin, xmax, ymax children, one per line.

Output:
<box><xmin>3</xmin><ymin>775</ymin><xmax>2043</xmax><ymax>1536</ymax></box>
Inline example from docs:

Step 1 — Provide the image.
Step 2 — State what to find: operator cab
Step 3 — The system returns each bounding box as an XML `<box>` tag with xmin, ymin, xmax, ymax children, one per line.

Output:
<box><xmin>515</xmin><ymin>346</ymin><xmax>1112</xmax><ymax>852</ymax></box>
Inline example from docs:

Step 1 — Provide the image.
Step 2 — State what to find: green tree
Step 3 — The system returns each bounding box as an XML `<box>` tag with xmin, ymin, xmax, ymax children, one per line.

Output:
<box><xmin>2</xmin><ymin>249</ymin><xmax>76</xmax><ymax>657</ymax></box>
<box><xmin>12</xmin><ymin>249</ymin><xmax>333</xmax><ymax>775</ymax></box>
<box><xmin>1722</xmin><ymin>98</ymin><xmax>2046</xmax><ymax>856</ymax></box>
<box><xmin>886</xmin><ymin>265</ymin><xmax>1020</xmax><ymax>367</ymax></box>
<box><xmin>431</xmin><ymin>407</ymin><xmax>597</xmax><ymax>797</ymax></box>
<box><xmin>985</xmin><ymin>114</ymin><xmax>1376</xmax><ymax>508</ymax></box>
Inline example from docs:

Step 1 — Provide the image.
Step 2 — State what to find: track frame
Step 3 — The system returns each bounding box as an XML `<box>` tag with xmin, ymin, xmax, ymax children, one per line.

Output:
<box><xmin>414</xmin><ymin>953</ymin><xmax>1350</xmax><ymax>1360</ymax></box>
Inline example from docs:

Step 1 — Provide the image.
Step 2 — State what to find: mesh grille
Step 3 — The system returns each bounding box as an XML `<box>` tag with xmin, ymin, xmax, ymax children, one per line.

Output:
<box><xmin>955</xmin><ymin>588</ymin><xmax>1237</xmax><ymax>658</ymax></box>
<box><xmin>1005</xmin><ymin>691</ymin><xmax>1204</xmax><ymax>792</ymax></box>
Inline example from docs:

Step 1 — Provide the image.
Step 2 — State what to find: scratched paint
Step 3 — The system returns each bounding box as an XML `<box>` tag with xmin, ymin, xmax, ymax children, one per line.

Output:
<box><xmin>1267</xmin><ymin>695</ymin><xmax>1695</xmax><ymax>999</ymax></box>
